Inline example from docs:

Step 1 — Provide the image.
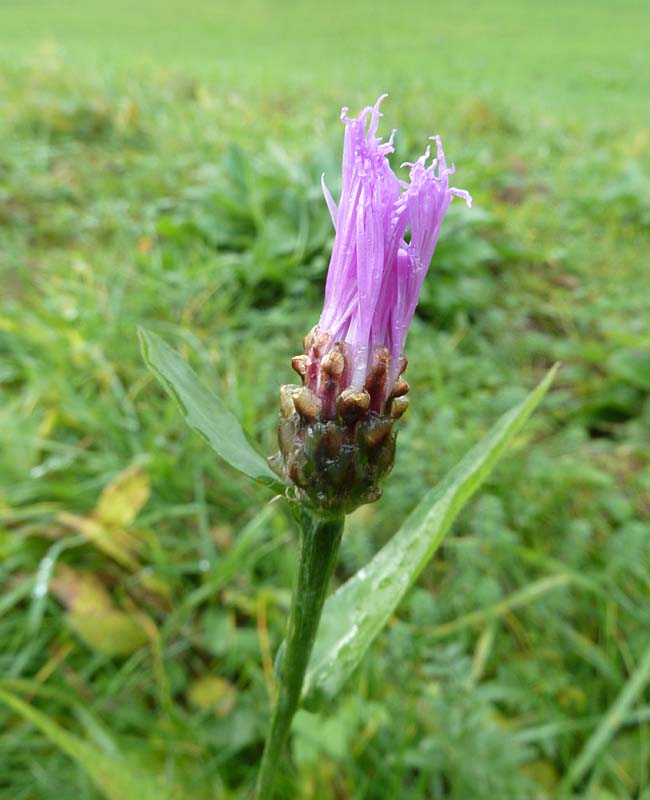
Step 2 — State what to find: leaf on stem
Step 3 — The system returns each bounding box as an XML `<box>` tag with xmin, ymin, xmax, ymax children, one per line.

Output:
<box><xmin>138</xmin><ymin>328</ymin><xmax>283</xmax><ymax>491</ymax></box>
<box><xmin>302</xmin><ymin>365</ymin><xmax>558</xmax><ymax>706</ymax></box>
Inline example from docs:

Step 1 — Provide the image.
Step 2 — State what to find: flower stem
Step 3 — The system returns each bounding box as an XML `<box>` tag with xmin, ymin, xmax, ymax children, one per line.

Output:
<box><xmin>255</xmin><ymin>510</ymin><xmax>344</xmax><ymax>800</ymax></box>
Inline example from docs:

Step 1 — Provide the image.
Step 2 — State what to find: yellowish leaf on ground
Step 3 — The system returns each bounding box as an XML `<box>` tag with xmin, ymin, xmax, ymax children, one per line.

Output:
<box><xmin>51</xmin><ymin>564</ymin><xmax>113</xmax><ymax>612</ymax></box>
<box><xmin>56</xmin><ymin>511</ymin><xmax>140</xmax><ymax>571</ymax></box>
<box><xmin>67</xmin><ymin>608</ymin><xmax>148</xmax><ymax>657</ymax></box>
<box><xmin>188</xmin><ymin>675</ymin><xmax>237</xmax><ymax>718</ymax></box>
<box><xmin>51</xmin><ymin>565</ymin><xmax>148</xmax><ymax>657</ymax></box>
<box><xmin>56</xmin><ymin>465</ymin><xmax>150</xmax><ymax>571</ymax></box>
<box><xmin>94</xmin><ymin>465</ymin><xmax>150</xmax><ymax>529</ymax></box>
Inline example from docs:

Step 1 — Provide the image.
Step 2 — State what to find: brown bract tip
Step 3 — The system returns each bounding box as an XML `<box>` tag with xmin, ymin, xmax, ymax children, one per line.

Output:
<box><xmin>391</xmin><ymin>378</ymin><xmax>410</xmax><ymax>399</ymax></box>
<box><xmin>293</xmin><ymin>387</ymin><xmax>322</xmax><ymax>420</ymax></box>
<box><xmin>361</xmin><ymin>416</ymin><xmax>395</xmax><ymax>448</ymax></box>
<box><xmin>390</xmin><ymin>396</ymin><xmax>410</xmax><ymax>419</ymax></box>
<box><xmin>291</xmin><ymin>355</ymin><xmax>308</xmax><ymax>380</ymax></box>
<box><xmin>321</xmin><ymin>348</ymin><xmax>345</xmax><ymax>377</ymax></box>
<box><xmin>337</xmin><ymin>387</ymin><xmax>371</xmax><ymax>420</ymax></box>
<box><xmin>280</xmin><ymin>384</ymin><xmax>298</xmax><ymax>418</ymax></box>
<box><xmin>303</xmin><ymin>327</ymin><xmax>330</xmax><ymax>355</ymax></box>
<box><xmin>364</xmin><ymin>347</ymin><xmax>390</xmax><ymax>411</ymax></box>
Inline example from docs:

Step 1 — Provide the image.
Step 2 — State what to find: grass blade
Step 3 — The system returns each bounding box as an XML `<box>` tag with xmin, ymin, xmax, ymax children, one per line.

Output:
<box><xmin>557</xmin><ymin>637</ymin><xmax>650</xmax><ymax>793</ymax></box>
<box><xmin>0</xmin><ymin>687</ymin><xmax>175</xmax><ymax>800</ymax></box>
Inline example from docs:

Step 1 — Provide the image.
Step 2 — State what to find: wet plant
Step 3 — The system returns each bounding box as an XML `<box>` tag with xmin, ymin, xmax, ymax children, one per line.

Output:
<box><xmin>140</xmin><ymin>97</ymin><xmax>556</xmax><ymax>799</ymax></box>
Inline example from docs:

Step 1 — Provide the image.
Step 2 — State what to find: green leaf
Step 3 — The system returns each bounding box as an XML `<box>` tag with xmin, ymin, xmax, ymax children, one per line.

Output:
<box><xmin>139</xmin><ymin>328</ymin><xmax>283</xmax><ymax>491</ymax></box>
<box><xmin>0</xmin><ymin>687</ymin><xmax>174</xmax><ymax>800</ymax></box>
<box><xmin>302</xmin><ymin>365</ymin><xmax>558</xmax><ymax>706</ymax></box>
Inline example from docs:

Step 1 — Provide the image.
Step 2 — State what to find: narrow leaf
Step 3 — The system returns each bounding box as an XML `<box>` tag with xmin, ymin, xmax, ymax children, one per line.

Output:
<box><xmin>139</xmin><ymin>328</ymin><xmax>282</xmax><ymax>490</ymax></box>
<box><xmin>0</xmin><ymin>688</ymin><xmax>173</xmax><ymax>800</ymax></box>
<box><xmin>302</xmin><ymin>365</ymin><xmax>558</xmax><ymax>705</ymax></box>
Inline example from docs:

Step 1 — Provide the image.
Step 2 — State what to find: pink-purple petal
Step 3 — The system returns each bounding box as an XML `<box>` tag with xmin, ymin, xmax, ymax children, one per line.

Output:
<box><xmin>317</xmin><ymin>97</ymin><xmax>471</xmax><ymax>395</ymax></box>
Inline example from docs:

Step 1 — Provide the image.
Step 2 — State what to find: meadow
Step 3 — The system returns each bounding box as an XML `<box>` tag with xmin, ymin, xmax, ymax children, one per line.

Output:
<box><xmin>1</xmin><ymin>2</ymin><xmax>650</xmax><ymax>798</ymax></box>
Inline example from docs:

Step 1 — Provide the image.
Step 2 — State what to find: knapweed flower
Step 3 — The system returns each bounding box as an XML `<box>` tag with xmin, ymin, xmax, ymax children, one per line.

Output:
<box><xmin>274</xmin><ymin>96</ymin><xmax>471</xmax><ymax>513</ymax></box>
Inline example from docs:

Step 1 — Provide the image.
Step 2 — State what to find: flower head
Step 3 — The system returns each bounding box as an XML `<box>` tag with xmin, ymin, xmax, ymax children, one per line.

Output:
<box><xmin>308</xmin><ymin>95</ymin><xmax>471</xmax><ymax>412</ymax></box>
<box><xmin>274</xmin><ymin>97</ymin><xmax>471</xmax><ymax>513</ymax></box>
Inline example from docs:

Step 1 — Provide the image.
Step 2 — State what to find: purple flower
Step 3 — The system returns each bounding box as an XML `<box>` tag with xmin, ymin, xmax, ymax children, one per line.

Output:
<box><xmin>277</xmin><ymin>97</ymin><xmax>471</xmax><ymax>510</ymax></box>
<box><xmin>300</xmin><ymin>96</ymin><xmax>471</xmax><ymax>416</ymax></box>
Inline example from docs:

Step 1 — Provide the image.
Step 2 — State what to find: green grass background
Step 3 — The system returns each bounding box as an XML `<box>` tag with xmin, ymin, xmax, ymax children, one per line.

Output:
<box><xmin>1</xmin><ymin>2</ymin><xmax>650</xmax><ymax>798</ymax></box>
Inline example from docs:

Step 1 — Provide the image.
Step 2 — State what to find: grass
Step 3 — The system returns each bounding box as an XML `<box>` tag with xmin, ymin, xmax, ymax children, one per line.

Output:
<box><xmin>2</xmin><ymin>0</ymin><xmax>650</xmax><ymax>125</ymax></box>
<box><xmin>1</xmin><ymin>2</ymin><xmax>650</xmax><ymax>798</ymax></box>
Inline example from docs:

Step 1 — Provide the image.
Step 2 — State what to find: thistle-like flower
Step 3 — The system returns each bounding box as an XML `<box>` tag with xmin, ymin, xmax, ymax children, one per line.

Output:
<box><xmin>275</xmin><ymin>96</ymin><xmax>471</xmax><ymax>513</ymax></box>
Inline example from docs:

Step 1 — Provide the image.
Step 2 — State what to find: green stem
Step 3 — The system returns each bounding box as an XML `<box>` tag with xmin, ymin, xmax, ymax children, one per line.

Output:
<box><xmin>255</xmin><ymin>510</ymin><xmax>344</xmax><ymax>800</ymax></box>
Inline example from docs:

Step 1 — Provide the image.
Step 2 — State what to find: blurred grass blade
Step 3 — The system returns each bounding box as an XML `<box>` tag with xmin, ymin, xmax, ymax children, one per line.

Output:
<box><xmin>0</xmin><ymin>688</ymin><xmax>174</xmax><ymax>800</ymax></box>
<box><xmin>423</xmin><ymin>573</ymin><xmax>574</xmax><ymax>639</ymax></box>
<box><xmin>558</xmin><ymin>637</ymin><xmax>650</xmax><ymax>794</ymax></box>
<box><xmin>139</xmin><ymin>328</ymin><xmax>283</xmax><ymax>491</ymax></box>
<box><xmin>302</xmin><ymin>365</ymin><xmax>558</xmax><ymax>705</ymax></box>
